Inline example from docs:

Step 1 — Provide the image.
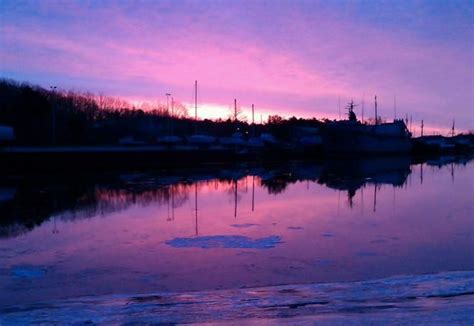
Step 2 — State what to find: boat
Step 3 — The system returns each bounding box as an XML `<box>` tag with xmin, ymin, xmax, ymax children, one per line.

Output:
<box><xmin>319</xmin><ymin>100</ymin><xmax>412</xmax><ymax>154</ymax></box>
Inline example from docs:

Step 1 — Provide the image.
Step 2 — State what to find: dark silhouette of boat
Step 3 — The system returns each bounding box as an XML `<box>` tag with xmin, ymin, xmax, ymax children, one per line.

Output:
<box><xmin>320</xmin><ymin>100</ymin><xmax>412</xmax><ymax>154</ymax></box>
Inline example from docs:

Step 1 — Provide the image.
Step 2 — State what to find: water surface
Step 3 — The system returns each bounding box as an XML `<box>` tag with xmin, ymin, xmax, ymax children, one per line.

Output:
<box><xmin>0</xmin><ymin>157</ymin><xmax>472</xmax><ymax>308</ymax></box>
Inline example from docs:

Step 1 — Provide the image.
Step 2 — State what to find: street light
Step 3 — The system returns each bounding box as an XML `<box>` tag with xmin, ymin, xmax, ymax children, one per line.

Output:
<box><xmin>166</xmin><ymin>93</ymin><xmax>171</xmax><ymax>116</ymax></box>
<box><xmin>50</xmin><ymin>86</ymin><xmax>57</xmax><ymax>146</ymax></box>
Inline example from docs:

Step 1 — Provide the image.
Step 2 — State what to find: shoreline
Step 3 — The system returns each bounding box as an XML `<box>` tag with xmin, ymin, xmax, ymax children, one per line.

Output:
<box><xmin>2</xmin><ymin>270</ymin><xmax>473</xmax><ymax>324</ymax></box>
<box><xmin>1</xmin><ymin>145</ymin><xmax>472</xmax><ymax>172</ymax></box>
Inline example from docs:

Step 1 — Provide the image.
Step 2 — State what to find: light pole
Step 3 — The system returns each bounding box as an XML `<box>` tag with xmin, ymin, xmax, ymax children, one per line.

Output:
<box><xmin>165</xmin><ymin>93</ymin><xmax>171</xmax><ymax>116</ymax></box>
<box><xmin>50</xmin><ymin>86</ymin><xmax>57</xmax><ymax>146</ymax></box>
<box><xmin>165</xmin><ymin>93</ymin><xmax>172</xmax><ymax>136</ymax></box>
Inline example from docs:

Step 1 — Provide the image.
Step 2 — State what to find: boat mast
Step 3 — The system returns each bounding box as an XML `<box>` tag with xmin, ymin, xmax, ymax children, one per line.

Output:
<box><xmin>194</xmin><ymin>80</ymin><xmax>198</xmax><ymax>133</ymax></box>
<box><xmin>361</xmin><ymin>94</ymin><xmax>365</xmax><ymax>123</ymax></box>
<box><xmin>393</xmin><ymin>95</ymin><xmax>397</xmax><ymax>121</ymax></box>
<box><xmin>252</xmin><ymin>104</ymin><xmax>255</xmax><ymax>124</ymax></box>
<box><xmin>251</xmin><ymin>175</ymin><xmax>255</xmax><ymax>212</ymax></box>
<box><xmin>194</xmin><ymin>80</ymin><xmax>198</xmax><ymax>120</ymax></box>
<box><xmin>338</xmin><ymin>96</ymin><xmax>341</xmax><ymax>120</ymax></box>
<box><xmin>195</xmin><ymin>183</ymin><xmax>198</xmax><ymax>235</ymax></box>
<box><xmin>374</xmin><ymin>95</ymin><xmax>378</xmax><ymax>125</ymax></box>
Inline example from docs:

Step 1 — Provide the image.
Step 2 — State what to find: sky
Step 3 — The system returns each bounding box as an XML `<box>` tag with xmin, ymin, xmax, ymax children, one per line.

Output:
<box><xmin>1</xmin><ymin>0</ymin><xmax>473</xmax><ymax>134</ymax></box>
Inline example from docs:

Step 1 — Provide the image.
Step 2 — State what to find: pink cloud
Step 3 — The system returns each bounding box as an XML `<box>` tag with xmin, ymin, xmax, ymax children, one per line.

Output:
<box><xmin>1</xmin><ymin>2</ymin><xmax>471</xmax><ymax>133</ymax></box>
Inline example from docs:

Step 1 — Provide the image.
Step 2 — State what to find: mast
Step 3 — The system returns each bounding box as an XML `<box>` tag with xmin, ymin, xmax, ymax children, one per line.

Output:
<box><xmin>338</xmin><ymin>96</ymin><xmax>341</xmax><ymax>120</ymax></box>
<box><xmin>234</xmin><ymin>179</ymin><xmax>238</xmax><ymax>218</ymax></box>
<box><xmin>421</xmin><ymin>120</ymin><xmax>424</xmax><ymax>137</ymax></box>
<box><xmin>373</xmin><ymin>184</ymin><xmax>377</xmax><ymax>212</ymax></box>
<box><xmin>234</xmin><ymin>99</ymin><xmax>237</xmax><ymax>122</ymax></box>
<box><xmin>451</xmin><ymin>119</ymin><xmax>455</xmax><ymax>137</ymax></box>
<box><xmin>251</xmin><ymin>175</ymin><xmax>255</xmax><ymax>212</ymax></box>
<box><xmin>393</xmin><ymin>95</ymin><xmax>397</xmax><ymax>121</ymax></box>
<box><xmin>374</xmin><ymin>95</ymin><xmax>378</xmax><ymax>125</ymax></box>
<box><xmin>194</xmin><ymin>80</ymin><xmax>198</xmax><ymax>120</ymax></box>
<box><xmin>252</xmin><ymin>104</ymin><xmax>255</xmax><ymax>136</ymax></box>
<box><xmin>194</xmin><ymin>80</ymin><xmax>198</xmax><ymax>133</ymax></box>
<box><xmin>195</xmin><ymin>183</ymin><xmax>198</xmax><ymax>235</ymax></box>
<box><xmin>252</xmin><ymin>104</ymin><xmax>255</xmax><ymax>124</ymax></box>
<box><xmin>171</xmin><ymin>185</ymin><xmax>175</xmax><ymax>220</ymax></box>
<box><xmin>361</xmin><ymin>94</ymin><xmax>365</xmax><ymax>123</ymax></box>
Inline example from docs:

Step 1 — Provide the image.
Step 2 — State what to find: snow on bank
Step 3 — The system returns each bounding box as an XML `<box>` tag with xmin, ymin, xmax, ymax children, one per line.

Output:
<box><xmin>1</xmin><ymin>271</ymin><xmax>473</xmax><ymax>325</ymax></box>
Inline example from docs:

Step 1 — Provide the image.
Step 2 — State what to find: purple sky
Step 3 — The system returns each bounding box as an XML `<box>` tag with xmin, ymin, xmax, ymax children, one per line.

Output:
<box><xmin>1</xmin><ymin>0</ymin><xmax>472</xmax><ymax>133</ymax></box>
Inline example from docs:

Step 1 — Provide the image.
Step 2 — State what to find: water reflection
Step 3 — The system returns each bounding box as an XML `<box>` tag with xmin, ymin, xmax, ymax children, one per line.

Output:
<box><xmin>0</xmin><ymin>156</ymin><xmax>473</xmax><ymax>307</ymax></box>
<box><xmin>0</xmin><ymin>156</ymin><xmax>472</xmax><ymax>239</ymax></box>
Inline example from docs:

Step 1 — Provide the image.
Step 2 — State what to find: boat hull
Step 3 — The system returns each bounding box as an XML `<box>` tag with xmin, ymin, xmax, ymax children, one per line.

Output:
<box><xmin>320</xmin><ymin>121</ymin><xmax>412</xmax><ymax>154</ymax></box>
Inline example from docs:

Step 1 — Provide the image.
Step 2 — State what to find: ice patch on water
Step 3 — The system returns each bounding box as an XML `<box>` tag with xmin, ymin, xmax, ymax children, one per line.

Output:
<box><xmin>356</xmin><ymin>251</ymin><xmax>378</xmax><ymax>257</ymax></box>
<box><xmin>370</xmin><ymin>239</ymin><xmax>387</xmax><ymax>244</ymax></box>
<box><xmin>230</xmin><ymin>223</ymin><xmax>259</xmax><ymax>228</ymax></box>
<box><xmin>11</xmin><ymin>266</ymin><xmax>46</xmax><ymax>279</ymax></box>
<box><xmin>166</xmin><ymin>235</ymin><xmax>283</xmax><ymax>249</ymax></box>
<box><xmin>314</xmin><ymin>259</ymin><xmax>335</xmax><ymax>266</ymax></box>
<box><xmin>320</xmin><ymin>233</ymin><xmax>335</xmax><ymax>237</ymax></box>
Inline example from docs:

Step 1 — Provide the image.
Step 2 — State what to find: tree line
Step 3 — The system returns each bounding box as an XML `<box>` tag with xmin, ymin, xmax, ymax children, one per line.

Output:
<box><xmin>0</xmin><ymin>79</ymin><xmax>323</xmax><ymax>146</ymax></box>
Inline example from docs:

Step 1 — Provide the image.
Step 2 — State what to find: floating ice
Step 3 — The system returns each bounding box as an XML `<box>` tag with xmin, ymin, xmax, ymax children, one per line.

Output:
<box><xmin>230</xmin><ymin>223</ymin><xmax>259</xmax><ymax>228</ymax></box>
<box><xmin>288</xmin><ymin>226</ymin><xmax>304</xmax><ymax>230</ymax></box>
<box><xmin>11</xmin><ymin>266</ymin><xmax>46</xmax><ymax>279</ymax></box>
<box><xmin>314</xmin><ymin>259</ymin><xmax>335</xmax><ymax>266</ymax></box>
<box><xmin>166</xmin><ymin>235</ymin><xmax>283</xmax><ymax>249</ymax></box>
<box><xmin>356</xmin><ymin>252</ymin><xmax>378</xmax><ymax>257</ymax></box>
<box><xmin>320</xmin><ymin>233</ymin><xmax>335</xmax><ymax>237</ymax></box>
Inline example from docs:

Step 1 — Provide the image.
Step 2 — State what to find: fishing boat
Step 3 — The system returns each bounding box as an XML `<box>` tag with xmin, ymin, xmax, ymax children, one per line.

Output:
<box><xmin>319</xmin><ymin>99</ymin><xmax>412</xmax><ymax>154</ymax></box>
